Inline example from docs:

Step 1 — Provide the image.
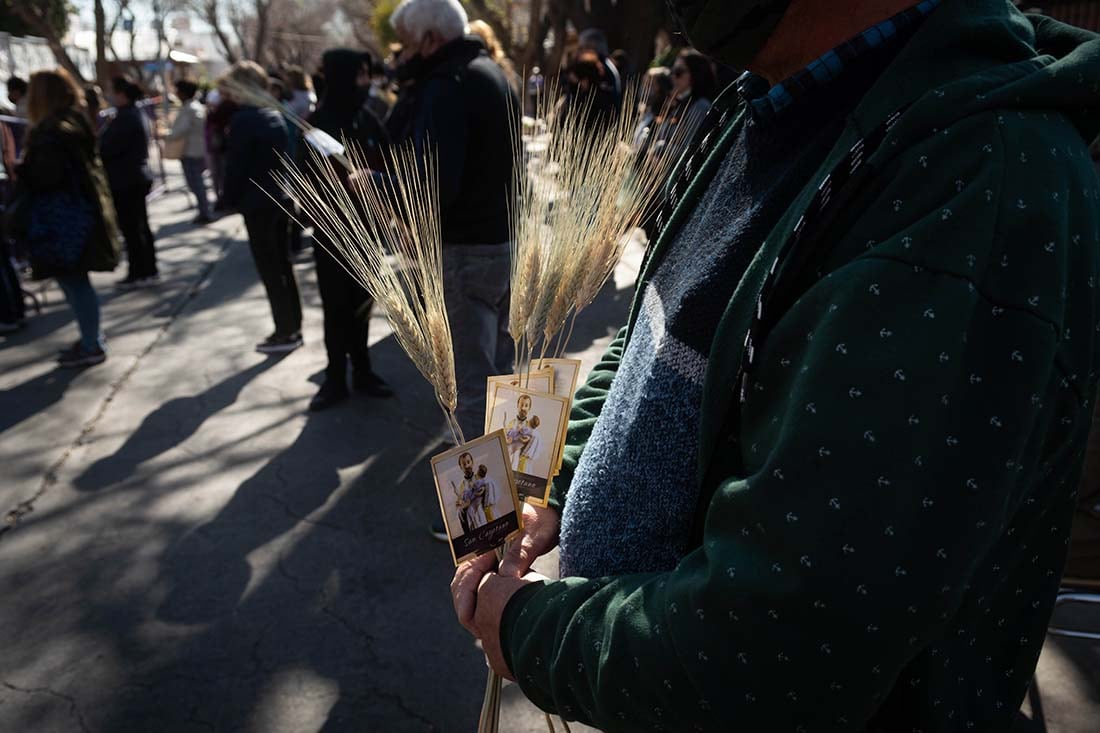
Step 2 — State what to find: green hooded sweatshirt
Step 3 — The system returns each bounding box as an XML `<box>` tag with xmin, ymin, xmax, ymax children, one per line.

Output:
<box><xmin>501</xmin><ymin>2</ymin><xmax>1100</xmax><ymax>731</ymax></box>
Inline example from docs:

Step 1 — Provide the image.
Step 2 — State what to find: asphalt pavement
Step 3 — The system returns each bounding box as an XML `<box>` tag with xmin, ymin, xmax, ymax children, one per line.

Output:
<box><xmin>0</xmin><ymin>169</ymin><xmax>1095</xmax><ymax>732</ymax></box>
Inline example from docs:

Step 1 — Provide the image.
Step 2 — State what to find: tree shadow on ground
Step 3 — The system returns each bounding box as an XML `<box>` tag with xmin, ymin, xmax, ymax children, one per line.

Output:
<box><xmin>72</xmin><ymin>358</ymin><xmax>281</xmax><ymax>493</ymax></box>
<box><xmin>0</xmin><ymin>367</ymin><xmax>83</xmax><ymax>436</ymax></box>
<box><xmin>90</xmin><ymin>339</ymin><xmax>478</xmax><ymax>731</ymax></box>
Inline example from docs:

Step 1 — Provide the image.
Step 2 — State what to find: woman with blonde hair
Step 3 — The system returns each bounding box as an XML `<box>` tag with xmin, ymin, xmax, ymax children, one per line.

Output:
<box><xmin>468</xmin><ymin>19</ymin><xmax>521</xmax><ymax>95</ymax></box>
<box><xmin>11</xmin><ymin>69</ymin><xmax>119</xmax><ymax>367</ymax></box>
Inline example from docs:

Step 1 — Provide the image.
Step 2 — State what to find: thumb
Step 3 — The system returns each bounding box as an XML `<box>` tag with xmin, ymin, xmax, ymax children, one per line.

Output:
<box><xmin>498</xmin><ymin>536</ymin><xmax>533</xmax><ymax>578</ymax></box>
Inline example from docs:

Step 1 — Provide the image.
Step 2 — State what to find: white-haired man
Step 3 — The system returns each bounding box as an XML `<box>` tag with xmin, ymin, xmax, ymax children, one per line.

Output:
<box><xmin>386</xmin><ymin>0</ymin><xmax>519</xmax><ymax>540</ymax></box>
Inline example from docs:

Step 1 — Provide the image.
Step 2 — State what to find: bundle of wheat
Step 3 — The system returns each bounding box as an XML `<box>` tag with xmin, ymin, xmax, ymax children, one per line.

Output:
<box><xmin>272</xmin><ymin>140</ymin><xmax>460</xmax><ymax>441</ymax></box>
<box><xmin>509</xmin><ymin>83</ymin><xmax>690</xmax><ymax>378</ymax></box>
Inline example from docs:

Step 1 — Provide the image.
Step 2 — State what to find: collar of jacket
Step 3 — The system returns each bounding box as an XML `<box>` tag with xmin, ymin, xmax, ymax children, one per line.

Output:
<box><xmin>620</xmin><ymin>0</ymin><xmax>1096</xmax><ymax>488</ymax></box>
<box><xmin>415</xmin><ymin>36</ymin><xmax>487</xmax><ymax>82</ymax></box>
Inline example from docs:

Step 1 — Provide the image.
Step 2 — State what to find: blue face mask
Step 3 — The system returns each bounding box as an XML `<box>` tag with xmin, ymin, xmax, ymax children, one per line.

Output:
<box><xmin>667</xmin><ymin>0</ymin><xmax>792</xmax><ymax>69</ymax></box>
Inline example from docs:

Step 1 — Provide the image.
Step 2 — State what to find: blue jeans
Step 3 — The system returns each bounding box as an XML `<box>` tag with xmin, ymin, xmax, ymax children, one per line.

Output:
<box><xmin>442</xmin><ymin>243</ymin><xmax>513</xmax><ymax>442</ymax></box>
<box><xmin>181</xmin><ymin>157</ymin><xmax>211</xmax><ymax>218</ymax></box>
<box><xmin>56</xmin><ymin>273</ymin><xmax>104</xmax><ymax>352</ymax></box>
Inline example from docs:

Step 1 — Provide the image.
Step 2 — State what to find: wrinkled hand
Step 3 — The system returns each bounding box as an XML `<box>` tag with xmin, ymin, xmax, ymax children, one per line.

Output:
<box><xmin>500</xmin><ymin>503</ymin><xmax>560</xmax><ymax>578</ymax></box>
<box><xmin>452</xmin><ymin>560</ymin><xmax>546</xmax><ymax>680</ymax></box>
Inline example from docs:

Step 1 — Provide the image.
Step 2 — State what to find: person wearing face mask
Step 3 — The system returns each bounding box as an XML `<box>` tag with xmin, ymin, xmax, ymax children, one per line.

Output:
<box><xmin>452</xmin><ymin>1</ymin><xmax>1100</xmax><ymax>730</ymax></box>
<box><xmin>99</xmin><ymin>76</ymin><xmax>157</xmax><ymax>288</ymax></box>
<box><xmin>385</xmin><ymin>0</ymin><xmax>519</xmax><ymax>443</ymax></box>
<box><xmin>305</xmin><ymin>49</ymin><xmax>394</xmax><ymax>411</ymax></box>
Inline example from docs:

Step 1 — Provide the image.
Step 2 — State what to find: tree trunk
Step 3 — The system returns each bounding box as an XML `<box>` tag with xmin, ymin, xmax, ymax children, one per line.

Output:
<box><xmin>519</xmin><ymin>0</ymin><xmax>546</xmax><ymax>72</ymax></box>
<box><xmin>545</xmin><ymin>2</ymin><xmax>569</xmax><ymax>76</ymax></box>
<box><xmin>94</xmin><ymin>0</ymin><xmax>109</xmax><ymax>89</ymax></box>
<box><xmin>252</xmin><ymin>0</ymin><xmax>272</xmax><ymax>67</ymax></box>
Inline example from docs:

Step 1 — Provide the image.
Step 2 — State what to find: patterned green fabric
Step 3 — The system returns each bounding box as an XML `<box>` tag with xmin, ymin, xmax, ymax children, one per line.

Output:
<box><xmin>507</xmin><ymin>2</ymin><xmax>1100</xmax><ymax>731</ymax></box>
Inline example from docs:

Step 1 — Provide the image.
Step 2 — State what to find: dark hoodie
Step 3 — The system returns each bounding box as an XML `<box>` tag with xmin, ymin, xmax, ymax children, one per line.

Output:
<box><xmin>503</xmin><ymin>2</ymin><xmax>1100</xmax><ymax>731</ymax></box>
<box><xmin>387</xmin><ymin>36</ymin><xmax>518</xmax><ymax>245</ymax></box>
<box><xmin>310</xmin><ymin>49</ymin><xmax>389</xmax><ymax>171</ymax></box>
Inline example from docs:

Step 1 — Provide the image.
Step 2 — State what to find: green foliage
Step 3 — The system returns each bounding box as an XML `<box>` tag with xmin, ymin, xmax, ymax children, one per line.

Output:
<box><xmin>370</xmin><ymin>0</ymin><xmax>401</xmax><ymax>48</ymax></box>
<box><xmin>0</xmin><ymin>0</ymin><xmax>71</xmax><ymax>38</ymax></box>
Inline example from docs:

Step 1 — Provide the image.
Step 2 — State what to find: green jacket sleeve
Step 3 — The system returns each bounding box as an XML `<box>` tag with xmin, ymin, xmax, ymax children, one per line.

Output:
<box><xmin>502</xmin><ymin>112</ymin><xmax>1095</xmax><ymax>731</ymax></box>
<box><xmin>548</xmin><ymin>326</ymin><xmax>628</xmax><ymax>512</ymax></box>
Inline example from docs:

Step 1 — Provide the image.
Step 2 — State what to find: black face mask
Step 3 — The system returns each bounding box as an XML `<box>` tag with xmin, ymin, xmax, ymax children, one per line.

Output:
<box><xmin>667</xmin><ymin>0</ymin><xmax>793</xmax><ymax>70</ymax></box>
<box><xmin>396</xmin><ymin>53</ymin><xmax>427</xmax><ymax>84</ymax></box>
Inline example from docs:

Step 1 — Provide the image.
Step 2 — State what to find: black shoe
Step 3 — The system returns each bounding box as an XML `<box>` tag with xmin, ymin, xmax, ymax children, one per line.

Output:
<box><xmin>135</xmin><ymin>274</ymin><xmax>161</xmax><ymax>288</ymax></box>
<box><xmin>193</xmin><ymin>214</ymin><xmax>213</xmax><ymax>225</ymax></box>
<box><xmin>57</xmin><ymin>340</ymin><xmax>82</xmax><ymax>359</ymax></box>
<box><xmin>429</xmin><ymin>519</ymin><xmax>449</xmax><ymax>543</ymax></box>
<box><xmin>256</xmin><ymin>332</ymin><xmax>303</xmax><ymax>354</ymax></box>
<box><xmin>58</xmin><ymin>345</ymin><xmax>107</xmax><ymax>368</ymax></box>
<box><xmin>309</xmin><ymin>379</ymin><xmax>349</xmax><ymax>412</ymax></box>
<box><xmin>116</xmin><ymin>275</ymin><xmax>141</xmax><ymax>290</ymax></box>
<box><xmin>0</xmin><ymin>320</ymin><xmax>24</xmax><ymax>334</ymax></box>
<box><xmin>353</xmin><ymin>371</ymin><xmax>394</xmax><ymax>398</ymax></box>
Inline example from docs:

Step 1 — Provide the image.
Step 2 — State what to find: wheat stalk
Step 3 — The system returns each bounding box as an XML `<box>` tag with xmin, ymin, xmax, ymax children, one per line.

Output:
<box><xmin>272</xmin><ymin>137</ymin><xmax>461</xmax><ymax>441</ymax></box>
<box><xmin>509</xmin><ymin>81</ymin><xmax>684</xmax><ymax>366</ymax></box>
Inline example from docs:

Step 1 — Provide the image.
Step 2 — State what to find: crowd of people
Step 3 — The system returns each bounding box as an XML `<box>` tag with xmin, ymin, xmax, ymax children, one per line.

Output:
<box><xmin>3</xmin><ymin>0</ymin><xmax>1100</xmax><ymax>729</ymax></box>
<box><xmin>0</xmin><ymin>3</ymin><xmax>713</xmax><ymax>380</ymax></box>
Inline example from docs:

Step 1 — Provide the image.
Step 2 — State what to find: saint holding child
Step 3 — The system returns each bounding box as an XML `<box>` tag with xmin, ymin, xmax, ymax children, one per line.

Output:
<box><xmin>503</xmin><ymin>395</ymin><xmax>542</xmax><ymax>474</ymax></box>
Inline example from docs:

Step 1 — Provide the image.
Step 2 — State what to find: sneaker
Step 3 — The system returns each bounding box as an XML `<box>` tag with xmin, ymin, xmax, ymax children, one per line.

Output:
<box><xmin>256</xmin><ymin>332</ymin><xmax>303</xmax><ymax>354</ymax></box>
<box><xmin>429</xmin><ymin>519</ymin><xmax>449</xmax><ymax>543</ymax></box>
<box><xmin>352</xmin><ymin>371</ymin><xmax>394</xmax><ymax>398</ymax></box>
<box><xmin>57</xmin><ymin>340</ymin><xmax>81</xmax><ymax>358</ymax></box>
<box><xmin>57</xmin><ymin>345</ymin><xmax>107</xmax><ymax>368</ymax></box>
<box><xmin>309</xmin><ymin>378</ymin><xmax>349</xmax><ymax>412</ymax></box>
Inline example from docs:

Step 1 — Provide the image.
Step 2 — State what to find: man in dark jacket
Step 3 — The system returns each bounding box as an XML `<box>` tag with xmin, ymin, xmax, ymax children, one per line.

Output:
<box><xmin>388</xmin><ymin>0</ymin><xmax>519</xmax><ymax>447</ymax></box>
<box><xmin>453</xmin><ymin>1</ymin><xmax>1100</xmax><ymax>731</ymax></box>
<box><xmin>305</xmin><ymin>49</ymin><xmax>394</xmax><ymax>410</ymax></box>
<box><xmin>99</xmin><ymin>76</ymin><xmax>157</xmax><ymax>287</ymax></box>
<box><xmin>388</xmin><ymin>0</ymin><xmax>519</xmax><ymax>541</ymax></box>
<box><xmin>222</xmin><ymin>61</ymin><xmax>303</xmax><ymax>354</ymax></box>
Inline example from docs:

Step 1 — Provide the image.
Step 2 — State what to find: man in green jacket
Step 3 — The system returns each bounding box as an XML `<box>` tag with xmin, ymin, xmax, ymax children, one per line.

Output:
<box><xmin>453</xmin><ymin>1</ymin><xmax>1100</xmax><ymax>730</ymax></box>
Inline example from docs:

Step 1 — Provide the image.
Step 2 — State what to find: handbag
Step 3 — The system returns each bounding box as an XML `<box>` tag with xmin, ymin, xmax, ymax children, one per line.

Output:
<box><xmin>163</xmin><ymin>135</ymin><xmax>186</xmax><ymax>160</ymax></box>
<box><xmin>27</xmin><ymin>188</ymin><xmax>94</xmax><ymax>271</ymax></box>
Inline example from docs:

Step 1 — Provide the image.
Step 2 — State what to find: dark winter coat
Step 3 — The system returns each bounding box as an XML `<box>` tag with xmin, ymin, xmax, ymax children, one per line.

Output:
<box><xmin>98</xmin><ymin>103</ymin><xmax>153</xmax><ymax>192</ymax></box>
<box><xmin>504</xmin><ymin>2</ymin><xmax>1100</xmax><ymax>731</ymax></box>
<box><xmin>387</xmin><ymin>36</ymin><xmax>518</xmax><ymax>245</ymax></box>
<box><xmin>222</xmin><ymin>105</ymin><xmax>290</xmax><ymax>216</ymax></box>
<box><xmin>15</xmin><ymin>110</ymin><xmax>120</xmax><ymax>279</ymax></box>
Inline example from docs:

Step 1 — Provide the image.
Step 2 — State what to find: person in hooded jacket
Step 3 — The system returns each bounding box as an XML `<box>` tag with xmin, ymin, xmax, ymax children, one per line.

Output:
<box><xmin>305</xmin><ymin>49</ymin><xmax>394</xmax><ymax>411</ymax></box>
<box><xmin>451</xmin><ymin>1</ymin><xmax>1100</xmax><ymax>731</ymax></box>
<box><xmin>99</xmin><ymin>76</ymin><xmax>157</xmax><ymax>288</ymax></box>
<box><xmin>13</xmin><ymin>69</ymin><xmax>119</xmax><ymax>367</ymax></box>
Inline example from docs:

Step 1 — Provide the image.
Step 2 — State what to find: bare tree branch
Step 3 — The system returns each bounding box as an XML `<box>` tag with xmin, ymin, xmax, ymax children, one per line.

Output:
<box><xmin>190</xmin><ymin>0</ymin><xmax>241</xmax><ymax>63</ymax></box>
<box><xmin>3</xmin><ymin>1</ymin><xmax>86</xmax><ymax>81</ymax></box>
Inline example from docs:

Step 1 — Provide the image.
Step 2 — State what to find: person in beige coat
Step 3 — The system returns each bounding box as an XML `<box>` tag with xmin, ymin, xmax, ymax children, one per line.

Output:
<box><xmin>166</xmin><ymin>80</ymin><xmax>211</xmax><ymax>223</ymax></box>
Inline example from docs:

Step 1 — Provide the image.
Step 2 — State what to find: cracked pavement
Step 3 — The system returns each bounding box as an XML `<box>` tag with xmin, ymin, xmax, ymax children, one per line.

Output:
<box><xmin>1</xmin><ymin>171</ymin><xmax>1094</xmax><ymax>732</ymax></box>
<box><xmin>0</xmin><ymin>173</ymin><xmax>627</xmax><ymax>732</ymax></box>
